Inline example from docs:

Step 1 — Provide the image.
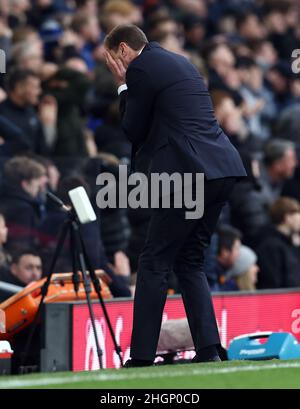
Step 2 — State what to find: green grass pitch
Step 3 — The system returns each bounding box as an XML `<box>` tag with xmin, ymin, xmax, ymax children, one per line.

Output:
<box><xmin>1</xmin><ymin>360</ymin><xmax>300</xmax><ymax>389</ymax></box>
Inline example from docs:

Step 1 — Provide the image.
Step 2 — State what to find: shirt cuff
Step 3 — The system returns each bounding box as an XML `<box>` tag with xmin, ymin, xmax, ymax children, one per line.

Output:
<box><xmin>118</xmin><ymin>84</ymin><xmax>128</xmax><ymax>95</ymax></box>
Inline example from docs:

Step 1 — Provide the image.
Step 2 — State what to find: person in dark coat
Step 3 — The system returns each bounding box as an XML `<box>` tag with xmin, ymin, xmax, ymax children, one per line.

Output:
<box><xmin>0</xmin><ymin>248</ymin><xmax>42</xmax><ymax>303</ymax></box>
<box><xmin>230</xmin><ymin>141</ymin><xmax>298</xmax><ymax>248</ymax></box>
<box><xmin>43</xmin><ymin>66</ymin><xmax>91</xmax><ymax>157</ymax></box>
<box><xmin>0</xmin><ymin>156</ymin><xmax>47</xmax><ymax>251</ymax></box>
<box><xmin>204</xmin><ymin>225</ymin><xmax>242</xmax><ymax>291</ymax></box>
<box><xmin>104</xmin><ymin>25</ymin><xmax>246</xmax><ymax>366</ymax></box>
<box><xmin>256</xmin><ymin>197</ymin><xmax>300</xmax><ymax>289</ymax></box>
<box><xmin>0</xmin><ymin>115</ymin><xmax>30</xmax><ymax>157</ymax></box>
<box><xmin>0</xmin><ymin>68</ymin><xmax>50</xmax><ymax>155</ymax></box>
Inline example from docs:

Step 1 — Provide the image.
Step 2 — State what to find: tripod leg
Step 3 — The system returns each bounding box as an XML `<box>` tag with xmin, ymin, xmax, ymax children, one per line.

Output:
<box><xmin>21</xmin><ymin>220</ymin><xmax>70</xmax><ymax>369</ymax></box>
<box><xmin>70</xmin><ymin>228</ymin><xmax>80</xmax><ymax>294</ymax></box>
<box><xmin>79</xmin><ymin>234</ymin><xmax>123</xmax><ymax>367</ymax></box>
<box><xmin>71</xmin><ymin>221</ymin><xmax>104</xmax><ymax>369</ymax></box>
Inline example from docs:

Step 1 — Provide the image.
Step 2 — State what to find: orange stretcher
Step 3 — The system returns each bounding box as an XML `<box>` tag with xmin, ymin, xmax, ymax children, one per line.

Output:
<box><xmin>0</xmin><ymin>270</ymin><xmax>112</xmax><ymax>340</ymax></box>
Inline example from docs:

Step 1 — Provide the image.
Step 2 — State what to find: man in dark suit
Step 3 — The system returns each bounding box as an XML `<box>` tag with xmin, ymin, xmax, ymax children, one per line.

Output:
<box><xmin>105</xmin><ymin>25</ymin><xmax>247</xmax><ymax>367</ymax></box>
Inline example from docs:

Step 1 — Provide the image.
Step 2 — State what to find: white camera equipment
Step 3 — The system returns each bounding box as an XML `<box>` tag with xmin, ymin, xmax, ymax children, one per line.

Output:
<box><xmin>68</xmin><ymin>186</ymin><xmax>97</xmax><ymax>225</ymax></box>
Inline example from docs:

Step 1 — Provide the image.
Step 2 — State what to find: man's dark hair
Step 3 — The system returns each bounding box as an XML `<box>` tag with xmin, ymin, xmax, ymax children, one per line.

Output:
<box><xmin>75</xmin><ymin>0</ymin><xmax>91</xmax><ymax>7</ymax></box>
<box><xmin>11</xmin><ymin>248</ymin><xmax>41</xmax><ymax>265</ymax></box>
<box><xmin>71</xmin><ymin>12</ymin><xmax>92</xmax><ymax>33</ymax></box>
<box><xmin>217</xmin><ymin>225</ymin><xmax>242</xmax><ymax>255</ymax></box>
<box><xmin>4</xmin><ymin>156</ymin><xmax>46</xmax><ymax>187</ymax></box>
<box><xmin>270</xmin><ymin>197</ymin><xmax>300</xmax><ymax>225</ymax></box>
<box><xmin>147</xmin><ymin>15</ymin><xmax>175</xmax><ymax>34</ymax></box>
<box><xmin>236</xmin><ymin>10</ymin><xmax>259</xmax><ymax>30</ymax></box>
<box><xmin>104</xmin><ymin>24</ymin><xmax>148</xmax><ymax>51</ymax></box>
<box><xmin>264</xmin><ymin>139</ymin><xmax>295</xmax><ymax>167</ymax></box>
<box><xmin>263</xmin><ymin>0</ymin><xmax>292</xmax><ymax>16</ymax></box>
<box><xmin>6</xmin><ymin>68</ymin><xmax>39</xmax><ymax>92</ymax></box>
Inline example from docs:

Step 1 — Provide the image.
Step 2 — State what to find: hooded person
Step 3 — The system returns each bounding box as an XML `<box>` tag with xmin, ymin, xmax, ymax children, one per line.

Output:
<box><xmin>221</xmin><ymin>245</ymin><xmax>259</xmax><ymax>291</ymax></box>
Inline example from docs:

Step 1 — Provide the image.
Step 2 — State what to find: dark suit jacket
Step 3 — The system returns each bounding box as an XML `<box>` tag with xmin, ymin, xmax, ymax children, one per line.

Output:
<box><xmin>120</xmin><ymin>42</ymin><xmax>247</xmax><ymax>179</ymax></box>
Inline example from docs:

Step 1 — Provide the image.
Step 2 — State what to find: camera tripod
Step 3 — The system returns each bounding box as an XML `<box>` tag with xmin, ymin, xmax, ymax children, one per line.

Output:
<box><xmin>21</xmin><ymin>194</ymin><xmax>123</xmax><ymax>370</ymax></box>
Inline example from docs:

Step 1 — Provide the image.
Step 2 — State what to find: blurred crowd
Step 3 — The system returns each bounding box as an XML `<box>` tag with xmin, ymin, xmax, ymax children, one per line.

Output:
<box><xmin>0</xmin><ymin>0</ymin><xmax>300</xmax><ymax>302</ymax></box>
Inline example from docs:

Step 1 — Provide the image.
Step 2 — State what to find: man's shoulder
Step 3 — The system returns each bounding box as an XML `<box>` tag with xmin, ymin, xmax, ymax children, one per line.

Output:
<box><xmin>129</xmin><ymin>42</ymin><xmax>184</xmax><ymax>70</ymax></box>
<box><xmin>129</xmin><ymin>43</ymin><xmax>161</xmax><ymax>69</ymax></box>
<box><xmin>127</xmin><ymin>42</ymin><xmax>192</xmax><ymax>85</ymax></box>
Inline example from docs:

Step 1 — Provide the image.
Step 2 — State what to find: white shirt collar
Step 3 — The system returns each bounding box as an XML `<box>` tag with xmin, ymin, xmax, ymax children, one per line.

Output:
<box><xmin>138</xmin><ymin>46</ymin><xmax>145</xmax><ymax>56</ymax></box>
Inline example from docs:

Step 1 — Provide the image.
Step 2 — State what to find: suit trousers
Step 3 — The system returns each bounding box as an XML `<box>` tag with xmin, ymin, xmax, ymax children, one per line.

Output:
<box><xmin>130</xmin><ymin>177</ymin><xmax>237</xmax><ymax>360</ymax></box>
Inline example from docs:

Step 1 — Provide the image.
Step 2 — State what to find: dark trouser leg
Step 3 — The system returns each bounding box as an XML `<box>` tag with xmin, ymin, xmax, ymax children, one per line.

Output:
<box><xmin>174</xmin><ymin>178</ymin><xmax>237</xmax><ymax>353</ymax></box>
<box><xmin>174</xmin><ymin>201</ymin><xmax>225</xmax><ymax>352</ymax></box>
<box><xmin>130</xmin><ymin>206</ymin><xmax>196</xmax><ymax>361</ymax></box>
<box><xmin>130</xmin><ymin>177</ymin><xmax>237</xmax><ymax>361</ymax></box>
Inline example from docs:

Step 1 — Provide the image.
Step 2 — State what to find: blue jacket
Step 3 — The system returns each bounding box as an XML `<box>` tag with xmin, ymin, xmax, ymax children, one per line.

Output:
<box><xmin>120</xmin><ymin>42</ymin><xmax>247</xmax><ymax>179</ymax></box>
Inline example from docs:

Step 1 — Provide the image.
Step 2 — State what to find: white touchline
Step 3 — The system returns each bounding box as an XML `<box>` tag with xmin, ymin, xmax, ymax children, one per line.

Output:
<box><xmin>1</xmin><ymin>362</ymin><xmax>300</xmax><ymax>389</ymax></box>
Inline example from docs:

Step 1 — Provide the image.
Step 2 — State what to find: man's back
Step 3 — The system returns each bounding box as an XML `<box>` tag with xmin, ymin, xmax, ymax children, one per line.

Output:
<box><xmin>124</xmin><ymin>42</ymin><xmax>246</xmax><ymax>179</ymax></box>
<box><xmin>133</xmin><ymin>44</ymin><xmax>218</xmax><ymax>137</ymax></box>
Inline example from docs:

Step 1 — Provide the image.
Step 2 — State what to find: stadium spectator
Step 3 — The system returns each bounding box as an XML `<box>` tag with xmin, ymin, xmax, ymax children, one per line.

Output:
<box><xmin>10</xmin><ymin>40</ymin><xmax>44</xmax><ymax>73</ymax></box>
<box><xmin>32</xmin><ymin>156</ymin><xmax>61</xmax><ymax>194</ymax></box>
<box><xmin>205</xmin><ymin>41</ymin><xmax>243</xmax><ymax>107</ymax></box>
<box><xmin>171</xmin><ymin>0</ymin><xmax>207</xmax><ymax>17</ymax></box>
<box><xmin>101</xmin><ymin>0</ymin><xmax>143</xmax><ymax>33</ymax></box>
<box><xmin>256</xmin><ymin>197</ymin><xmax>300</xmax><ymax>289</ymax></box>
<box><xmin>204</xmin><ymin>225</ymin><xmax>242</xmax><ymax>291</ymax></box>
<box><xmin>70</xmin><ymin>12</ymin><xmax>103</xmax><ymax>70</ymax></box>
<box><xmin>260</xmin><ymin>139</ymin><xmax>298</xmax><ymax>204</ymax></box>
<box><xmin>220</xmin><ymin>245</ymin><xmax>259</xmax><ymax>291</ymax></box>
<box><xmin>229</xmin><ymin>153</ymin><xmax>266</xmax><ymax>245</ymax></box>
<box><xmin>26</xmin><ymin>0</ymin><xmax>64</xmax><ymax>29</ymax></box>
<box><xmin>263</xmin><ymin>0</ymin><xmax>299</xmax><ymax>60</ymax></box>
<box><xmin>250</xmin><ymin>39</ymin><xmax>278</xmax><ymax>72</ymax></box>
<box><xmin>236</xmin><ymin>10</ymin><xmax>266</xmax><ymax>41</ymax></box>
<box><xmin>181</xmin><ymin>14</ymin><xmax>206</xmax><ymax>52</ymax></box>
<box><xmin>230</xmin><ymin>140</ymin><xmax>298</xmax><ymax>246</ymax></box>
<box><xmin>43</xmin><ymin>66</ymin><xmax>91</xmax><ymax>157</ymax></box>
<box><xmin>0</xmin><ymin>68</ymin><xmax>56</xmax><ymax>155</ymax></box>
<box><xmin>147</xmin><ymin>15</ymin><xmax>180</xmax><ymax>43</ymax></box>
<box><xmin>75</xmin><ymin>0</ymin><xmax>98</xmax><ymax>15</ymax></box>
<box><xmin>0</xmin><ymin>248</ymin><xmax>42</xmax><ymax>303</ymax></box>
<box><xmin>266</xmin><ymin>62</ymin><xmax>293</xmax><ymax>111</ymax></box>
<box><xmin>237</xmin><ymin>57</ymin><xmax>276</xmax><ymax>141</ymax></box>
<box><xmin>211</xmin><ymin>89</ymin><xmax>249</xmax><ymax>150</ymax></box>
<box><xmin>0</xmin><ymin>156</ymin><xmax>47</xmax><ymax>251</ymax></box>
<box><xmin>275</xmin><ymin>103</ymin><xmax>300</xmax><ymax>147</ymax></box>
<box><xmin>7</xmin><ymin>0</ymin><xmax>31</xmax><ymax>29</ymax></box>
<box><xmin>0</xmin><ymin>213</ymin><xmax>10</xmax><ymax>271</ymax></box>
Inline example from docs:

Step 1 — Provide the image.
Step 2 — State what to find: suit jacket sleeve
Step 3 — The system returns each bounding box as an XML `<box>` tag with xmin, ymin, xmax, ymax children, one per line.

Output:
<box><xmin>119</xmin><ymin>67</ymin><xmax>155</xmax><ymax>148</ymax></box>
